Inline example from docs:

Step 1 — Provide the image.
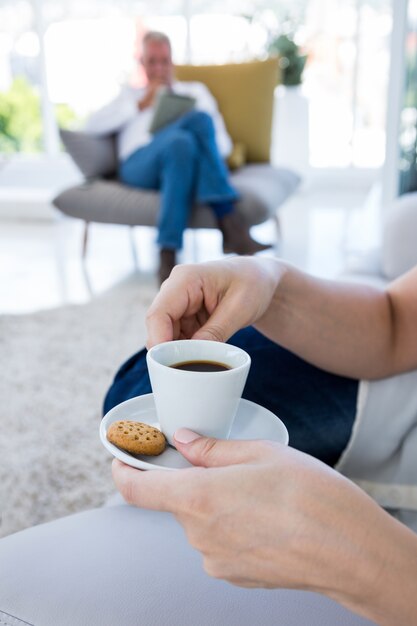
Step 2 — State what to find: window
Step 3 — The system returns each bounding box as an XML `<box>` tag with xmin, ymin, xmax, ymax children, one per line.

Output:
<box><xmin>398</xmin><ymin>0</ymin><xmax>417</xmax><ymax>194</ymax></box>
<box><xmin>0</xmin><ymin>1</ymin><xmax>43</xmax><ymax>153</ymax></box>
<box><xmin>303</xmin><ymin>0</ymin><xmax>392</xmax><ymax>168</ymax></box>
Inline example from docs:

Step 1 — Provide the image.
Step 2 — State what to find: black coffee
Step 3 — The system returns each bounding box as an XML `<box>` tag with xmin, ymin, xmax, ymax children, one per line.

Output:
<box><xmin>171</xmin><ymin>360</ymin><xmax>231</xmax><ymax>372</ymax></box>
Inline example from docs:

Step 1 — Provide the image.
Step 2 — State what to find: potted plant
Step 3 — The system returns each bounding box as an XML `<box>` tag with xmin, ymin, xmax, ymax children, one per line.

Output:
<box><xmin>268</xmin><ymin>33</ymin><xmax>309</xmax><ymax>173</ymax></box>
<box><xmin>267</xmin><ymin>33</ymin><xmax>307</xmax><ymax>87</ymax></box>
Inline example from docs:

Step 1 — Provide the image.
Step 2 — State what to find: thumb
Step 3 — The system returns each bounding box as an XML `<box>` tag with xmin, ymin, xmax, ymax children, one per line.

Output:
<box><xmin>191</xmin><ymin>295</ymin><xmax>248</xmax><ymax>343</ymax></box>
<box><xmin>191</xmin><ymin>326</ymin><xmax>228</xmax><ymax>342</ymax></box>
<box><xmin>173</xmin><ymin>428</ymin><xmax>263</xmax><ymax>468</ymax></box>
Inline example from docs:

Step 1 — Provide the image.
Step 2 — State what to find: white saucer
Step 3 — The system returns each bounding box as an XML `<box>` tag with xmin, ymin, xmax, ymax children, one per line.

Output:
<box><xmin>100</xmin><ymin>393</ymin><xmax>289</xmax><ymax>471</ymax></box>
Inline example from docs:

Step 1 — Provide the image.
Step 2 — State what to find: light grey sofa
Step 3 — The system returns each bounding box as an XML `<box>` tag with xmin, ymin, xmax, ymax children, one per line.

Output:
<box><xmin>341</xmin><ymin>190</ymin><xmax>417</xmax><ymax>285</ymax></box>
<box><xmin>0</xmin><ymin>505</ymin><xmax>376</xmax><ymax>626</ymax></box>
<box><xmin>53</xmin><ymin>129</ymin><xmax>300</xmax><ymax>258</ymax></box>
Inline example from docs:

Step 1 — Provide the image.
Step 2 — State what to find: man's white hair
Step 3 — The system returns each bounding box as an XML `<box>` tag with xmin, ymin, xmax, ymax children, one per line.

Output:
<box><xmin>143</xmin><ymin>31</ymin><xmax>172</xmax><ymax>53</ymax></box>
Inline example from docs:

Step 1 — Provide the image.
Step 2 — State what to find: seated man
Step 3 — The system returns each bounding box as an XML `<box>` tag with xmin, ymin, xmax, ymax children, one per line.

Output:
<box><xmin>85</xmin><ymin>31</ymin><xmax>270</xmax><ymax>283</ymax></box>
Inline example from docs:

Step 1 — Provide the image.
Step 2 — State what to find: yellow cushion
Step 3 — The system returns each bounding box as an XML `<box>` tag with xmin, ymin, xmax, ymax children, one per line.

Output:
<box><xmin>227</xmin><ymin>141</ymin><xmax>247</xmax><ymax>170</ymax></box>
<box><xmin>175</xmin><ymin>58</ymin><xmax>279</xmax><ymax>163</ymax></box>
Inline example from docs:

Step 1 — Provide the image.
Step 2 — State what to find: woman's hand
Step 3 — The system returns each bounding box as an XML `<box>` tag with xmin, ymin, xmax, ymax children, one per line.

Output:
<box><xmin>145</xmin><ymin>257</ymin><xmax>283</xmax><ymax>348</ymax></box>
<box><xmin>112</xmin><ymin>431</ymin><xmax>417</xmax><ymax>626</ymax></box>
<box><xmin>112</xmin><ymin>433</ymin><xmax>370</xmax><ymax>594</ymax></box>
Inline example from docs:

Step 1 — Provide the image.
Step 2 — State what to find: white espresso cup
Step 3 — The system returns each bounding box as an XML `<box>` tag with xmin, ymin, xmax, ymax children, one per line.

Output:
<box><xmin>146</xmin><ymin>340</ymin><xmax>251</xmax><ymax>446</ymax></box>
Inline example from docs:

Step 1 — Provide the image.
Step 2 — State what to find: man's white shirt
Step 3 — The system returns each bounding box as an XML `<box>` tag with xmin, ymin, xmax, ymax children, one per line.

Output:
<box><xmin>84</xmin><ymin>81</ymin><xmax>233</xmax><ymax>161</ymax></box>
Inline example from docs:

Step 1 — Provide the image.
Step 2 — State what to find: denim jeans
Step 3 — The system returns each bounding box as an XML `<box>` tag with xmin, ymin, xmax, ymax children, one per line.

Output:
<box><xmin>103</xmin><ymin>327</ymin><xmax>358</xmax><ymax>467</ymax></box>
<box><xmin>119</xmin><ymin>110</ymin><xmax>238</xmax><ymax>250</ymax></box>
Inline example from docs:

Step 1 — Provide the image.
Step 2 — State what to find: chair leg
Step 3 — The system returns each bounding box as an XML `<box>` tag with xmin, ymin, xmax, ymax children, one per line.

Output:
<box><xmin>191</xmin><ymin>229</ymin><xmax>199</xmax><ymax>262</ymax></box>
<box><xmin>272</xmin><ymin>214</ymin><xmax>282</xmax><ymax>253</ymax></box>
<box><xmin>129</xmin><ymin>226</ymin><xmax>139</xmax><ymax>268</ymax></box>
<box><xmin>82</xmin><ymin>222</ymin><xmax>89</xmax><ymax>258</ymax></box>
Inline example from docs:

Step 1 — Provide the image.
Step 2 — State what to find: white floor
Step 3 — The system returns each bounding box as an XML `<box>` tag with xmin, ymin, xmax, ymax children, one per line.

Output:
<box><xmin>0</xmin><ymin>178</ymin><xmax>380</xmax><ymax>314</ymax></box>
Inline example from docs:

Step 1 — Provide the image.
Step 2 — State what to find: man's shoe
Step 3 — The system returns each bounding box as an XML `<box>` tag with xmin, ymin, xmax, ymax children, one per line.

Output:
<box><xmin>219</xmin><ymin>212</ymin><xmax>273</xmax><ymax>255</ymax></box>
<box><xmin>158</xmin><ymin>248</ymin><xmax>177</xmax><ymax>285</ymax></box>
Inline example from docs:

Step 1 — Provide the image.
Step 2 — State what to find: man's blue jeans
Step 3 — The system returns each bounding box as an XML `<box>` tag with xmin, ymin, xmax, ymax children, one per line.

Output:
<box><xmin>103</xmin><ymin>327</ymin><xmax>358</xmax><ymax>467</ymax></box>
<box><xmin>119</xmin><ymin>110</ymin><xmax>238</xmax><ymax>250</ymax></box>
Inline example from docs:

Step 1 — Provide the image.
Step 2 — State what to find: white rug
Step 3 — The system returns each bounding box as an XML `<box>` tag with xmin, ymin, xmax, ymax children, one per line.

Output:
<box><xmin>0</xmin><ymin>276</ymin><xmax>157</xmax><ymax>538</ymax></box>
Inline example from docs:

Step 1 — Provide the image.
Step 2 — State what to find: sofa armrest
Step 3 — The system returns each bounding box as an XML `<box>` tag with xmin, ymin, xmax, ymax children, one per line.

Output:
<box><xmin>382</xmin><ymin>192</ymin><xmax>417</xmax><ymax>279</ymax></box>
